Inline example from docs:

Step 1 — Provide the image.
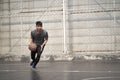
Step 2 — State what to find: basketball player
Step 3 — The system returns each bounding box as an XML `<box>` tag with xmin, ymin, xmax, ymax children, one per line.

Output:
<box><xmin>29</xmin><ymin>21</ymin><xmax>48</xmax><ymax>68</ymax></box>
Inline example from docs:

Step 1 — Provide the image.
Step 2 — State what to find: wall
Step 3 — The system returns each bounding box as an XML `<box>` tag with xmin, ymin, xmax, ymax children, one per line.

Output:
<box><xmin>0</xmin><ymin>0</ymin><xmax>120</xmax><ymax>61</ymax></box>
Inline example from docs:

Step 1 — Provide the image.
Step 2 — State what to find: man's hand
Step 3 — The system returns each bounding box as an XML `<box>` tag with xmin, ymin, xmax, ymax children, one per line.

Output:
<box><xmin>28</xmin><ymin>42</ymin><xmax>32</xmax><ymax>47</ymax></box>
<box><xmin>41</xmin><ymin>44</ymin><xmax>44</xmax><ymax>51</ymax></box>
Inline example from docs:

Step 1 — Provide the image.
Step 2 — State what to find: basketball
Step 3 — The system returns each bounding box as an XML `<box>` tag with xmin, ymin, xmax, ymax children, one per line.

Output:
<box><xmin>28</xmin><ymin>43</ymin><xmax>37</xmax><ymax>51</ymax></box>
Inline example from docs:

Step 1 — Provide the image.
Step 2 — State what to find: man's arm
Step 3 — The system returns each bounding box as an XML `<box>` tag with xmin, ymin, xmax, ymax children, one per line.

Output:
<box><xmin>29</xmin><ymin>36</ymin><xmax>33</xmax><ymax>45</ymax></box>
<box><xmin>29</xmin><ymin>31</ymin><xmax>34</xmax><ymax>45</ymax></box>
<box><xmin>41</xmin><ymin>38</ymin><xmax>48</xmax><ymax>47</ymax></box>
<box><xmin>41</xmin><ymin>31</ymin><xmax>48</xmax><ymax>47</ymax></box>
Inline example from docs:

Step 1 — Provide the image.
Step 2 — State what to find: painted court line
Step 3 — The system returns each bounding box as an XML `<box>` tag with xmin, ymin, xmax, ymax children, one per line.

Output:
<box><xmin>0</xmin><ymin>70</ymin><xmax>120</xmax><ymax>73</ymax></box>
<box><xmin>82</xmin><ymin>77</ymin><xmax>120</xmax><ymax>80</ymax></box>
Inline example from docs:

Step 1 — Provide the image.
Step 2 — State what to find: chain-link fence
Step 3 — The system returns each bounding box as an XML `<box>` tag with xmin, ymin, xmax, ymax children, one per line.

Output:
<box><xmin>0</xmin><ymin>0</ymin><xmax>120</xmax><ymax>61</ymax></box>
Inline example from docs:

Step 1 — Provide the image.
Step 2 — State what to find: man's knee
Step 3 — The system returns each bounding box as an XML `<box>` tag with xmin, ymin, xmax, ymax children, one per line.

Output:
<box><xmin>36</xmin><ymin>54</ymin><xmax>41</xmax><ymax>61</ymax></box>
<box><xmin>31</xmin><ymin>56</ymin><xmax>35</xmax><ymax>60</ymax></box>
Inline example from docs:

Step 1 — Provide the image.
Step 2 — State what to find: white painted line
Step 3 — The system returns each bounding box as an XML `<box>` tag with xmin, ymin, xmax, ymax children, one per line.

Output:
<box><xmin>82</xmin><ymin>77</ymin><xmax>120</xmax><ymax>80</ymax></box>
<box><xmin>0</xmin><ymin>64</ymin><xmax>29</xmax><ymax>66</ymax></box>
<box><xmin>0</xmin><ymin>70</ymin><xmax>17</xmax><ymax>72</ymax></box>
<box><xmin>63</xmin><ymin>70</ymin><xmax>120</xmax><ymax>73</ymax></box>
<box><xmin>0</xmin><ymin>70</ymin><xmax>120</xmax><ymax>73</ymax></box>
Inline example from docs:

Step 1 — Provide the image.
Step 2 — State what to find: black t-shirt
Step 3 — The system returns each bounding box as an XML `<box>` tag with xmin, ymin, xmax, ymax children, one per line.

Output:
<box><xmin>31</xmin><ymin>29</ymin><xmax>48</xmax><ymax>46</ymax></box>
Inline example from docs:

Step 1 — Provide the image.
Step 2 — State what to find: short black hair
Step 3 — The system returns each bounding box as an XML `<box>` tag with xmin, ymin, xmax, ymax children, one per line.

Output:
<box><xmin>36</xmin><ymin>21</ymin><xmax>42</xmax><ymax>26</ymax></box>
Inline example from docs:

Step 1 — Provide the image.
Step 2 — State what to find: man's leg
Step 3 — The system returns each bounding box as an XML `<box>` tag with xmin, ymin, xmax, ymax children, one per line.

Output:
<box><xmin>33</xmin><ymin>46</ymin><xmax>45</xmax><ymax>68</ymax></box>
<box><xmin>30</xmin><ymin>51</ymin><xmax>36</xmax><ymax>66</ymax></box>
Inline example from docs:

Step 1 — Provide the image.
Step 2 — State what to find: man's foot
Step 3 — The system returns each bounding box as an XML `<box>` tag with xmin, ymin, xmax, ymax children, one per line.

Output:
<box><xmin>32</xmin><ymin>63</ymin><xmax>36</xmax><ymax>69</ymax></box>
<box><xmin>30</xmin><ymin>62</ymin><xmax>33</xmax><ymax>66</ymax></box>
<box><xmin>30</xmin><ymin>61</ymin><xmax>34</xmax><ymax>66</ymax></box>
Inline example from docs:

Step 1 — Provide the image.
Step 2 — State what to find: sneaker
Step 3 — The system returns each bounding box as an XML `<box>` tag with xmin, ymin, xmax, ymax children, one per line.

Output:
<box><xmin>32</xmin><ymin>63</ymin><xmax>36</xmax><ymax>69</ymax></box>
<box><xmin>30</xmin><ymin>61</ymin><xmax>34</xmax><ymax>66</ymax></box>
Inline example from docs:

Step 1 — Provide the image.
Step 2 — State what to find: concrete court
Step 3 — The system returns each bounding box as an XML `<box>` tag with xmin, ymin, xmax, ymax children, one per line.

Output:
<box><xmin>0</xmin><ymin>61</ymin><xmax>120</xmax><ymax>80</ymax></box>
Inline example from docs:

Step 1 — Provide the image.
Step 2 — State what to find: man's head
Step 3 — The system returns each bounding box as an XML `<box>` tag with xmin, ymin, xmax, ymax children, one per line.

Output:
<box><xmin>36</xmin><ymin>21</ymin><xmax>42</xmax><ymax>31</ymax></box>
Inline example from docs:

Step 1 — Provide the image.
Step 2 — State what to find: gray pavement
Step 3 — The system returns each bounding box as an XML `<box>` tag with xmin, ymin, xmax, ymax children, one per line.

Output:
<box><xmin>0</xmin><ymin>61</ymin><xmax>120</xmax><ymax>80</ymax></box>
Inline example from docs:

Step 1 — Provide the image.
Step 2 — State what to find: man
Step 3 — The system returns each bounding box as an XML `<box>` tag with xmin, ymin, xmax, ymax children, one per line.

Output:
<box><xmin>29</xmin><ymin>21</ymin><xmax>48</xmax><ymax>68</ymax></box>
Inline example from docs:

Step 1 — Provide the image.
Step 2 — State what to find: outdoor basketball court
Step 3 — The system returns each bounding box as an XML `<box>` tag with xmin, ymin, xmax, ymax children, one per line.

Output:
<box><xmin>0</xmin><ymin>61</ymin><xmax>120</xmax><ymax>80</ymax></box>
